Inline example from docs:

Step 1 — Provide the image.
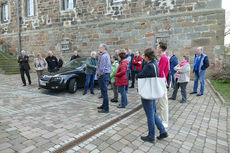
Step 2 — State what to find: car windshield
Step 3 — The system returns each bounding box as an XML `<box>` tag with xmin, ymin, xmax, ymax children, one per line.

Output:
<box><xmin>63</xmin><ymin>58</ymin><xmax>86</xmax><ymax>69</ymax></box>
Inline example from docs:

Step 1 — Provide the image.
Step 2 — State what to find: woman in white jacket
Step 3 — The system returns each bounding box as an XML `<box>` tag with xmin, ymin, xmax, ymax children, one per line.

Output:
<box><xmin>34</xmin><ymin>53</ymin><xmax>47</xmax><ymax>88</ymax></box>
<box><xmin>169</xmin><ymin>55</ymin><xmax>190</xmax><ymax>103</ymax></box>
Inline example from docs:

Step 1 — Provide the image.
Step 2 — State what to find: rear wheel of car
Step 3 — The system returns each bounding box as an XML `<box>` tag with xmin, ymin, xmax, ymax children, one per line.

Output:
<box><xmin>68</xmin><ymin>78</ymin><xmax>77</xmax><ymax>93</ymax></box>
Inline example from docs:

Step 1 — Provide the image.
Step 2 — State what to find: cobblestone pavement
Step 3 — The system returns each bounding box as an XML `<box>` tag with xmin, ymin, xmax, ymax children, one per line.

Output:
<box><xmin>0</xmin><ymin>73</ymin><xmax>229</xmax><ymax>153</ymax></box>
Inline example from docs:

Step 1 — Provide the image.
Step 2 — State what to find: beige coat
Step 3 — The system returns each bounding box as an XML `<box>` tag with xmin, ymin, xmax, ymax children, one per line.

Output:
<box><xmin>34</xmin><ymin>58</ymin><xmax>48</xmax><ymax>71</ymax></box>
<box><xmin>174</xmin><ymin>63</ymin><xmax>190</xmax><ymax>83</ymax></box>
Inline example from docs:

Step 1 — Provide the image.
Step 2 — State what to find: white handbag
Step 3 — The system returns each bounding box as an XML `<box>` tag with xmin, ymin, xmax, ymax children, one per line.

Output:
<box><xmin>138</xmin><ymin>64</ymin><xmax>167</xmax><ymax>100</ymax></box>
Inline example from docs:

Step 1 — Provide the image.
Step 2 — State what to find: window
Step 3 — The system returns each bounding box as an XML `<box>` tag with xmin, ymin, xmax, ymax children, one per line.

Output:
<box><xmin>1</xmin><ymin>4</ymin><xmax>9</xmax><ymax>23</ymax></box>
<box><xmin>112</xmin><ymin>0</ymin><xmax>126</xmax><ymax>3</ymax></box>
<box><xmin>26</xmin><ymin>0</ymin><xmax>34</xmax><ymax>17</ymax></box>
<box><xmin>61</xmin><ymin>0</ymin><xmax>76</xmax><ymax>11</ymax></box>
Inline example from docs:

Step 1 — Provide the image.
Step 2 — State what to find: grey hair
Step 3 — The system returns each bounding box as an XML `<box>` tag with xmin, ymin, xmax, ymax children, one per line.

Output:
<box><xmin>21</xmin><ymin>50</ymin><xmax>26</xmax><ymax>53</ymax></box>
<box><xmin>100</xmin><ymin>43</ymin><xmax>108</xmax><ymax>50</ymax></box>
<box><xmin>197</xmin><ymin>47</ymin><xmax>203</xmax><ymax>51</ymax></box>
<box><xmin>91</xmin><ymin>51</ymin><xmax>97</xmax><ymax>56</ymax></box>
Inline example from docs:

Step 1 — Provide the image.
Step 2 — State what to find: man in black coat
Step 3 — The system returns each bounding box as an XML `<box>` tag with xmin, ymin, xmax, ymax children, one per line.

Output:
<box><xmin>45</xmin><ymin>51</ymin><xmax>58</xmax><ymax>72</ymax></box>
<box><xmin>70</xmin><ymin>51</ymin><xmax>81</xmax><ymax>61</ymax></box>
<box><xmin>18</xmin><ymin>50</ymin><xmax>31</xmax><ymax>86</ymax></box>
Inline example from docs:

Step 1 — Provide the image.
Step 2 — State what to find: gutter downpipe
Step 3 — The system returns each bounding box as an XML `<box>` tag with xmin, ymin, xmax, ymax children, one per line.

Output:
<box><xmin>17</xmin><ymin>0</ymin><xmax>22</xmax><ymax>53</ymax></box>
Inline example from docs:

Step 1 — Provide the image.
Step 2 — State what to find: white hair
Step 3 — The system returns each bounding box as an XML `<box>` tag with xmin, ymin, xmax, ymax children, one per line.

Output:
<box><xmin>99</xmin><ymin>43</ymin><xmax>108</xmax><ymax>50</ymax></box>
<box><xmin>197</xmin><ymin>47</ymin><xmax>203</xmax><ymax>51</ymax></box>
<box><xmin>91</xmin><ymin>51</ymin><xmax>97</xmax><ymax>56</ymax></box>
<box><xmin>21</xmin><ymin>50</ymin><xmax>26</xmax><ymax>53</ymax></box>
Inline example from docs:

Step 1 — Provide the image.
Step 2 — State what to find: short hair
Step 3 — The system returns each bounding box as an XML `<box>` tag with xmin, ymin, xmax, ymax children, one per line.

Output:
<box><xmin>112</xmin><ymin>55</ymin><xmax>118</xmax><ymax>61</ymax></box>
<box><xmin>91</xmin><ymin>51</ymin><xmax>97</xmax><ymax>56</ymax></box>
<box><xmin>119</xmin><ymin>52</ymin><xmax>126</xmax><ymax>59</ymax></box>
<box><xmin>21</xmin><ymin>50</ymin><xmax>26</xmax><ymax>53</ymax></box>
<box><xmin>37</xmin><ymin>53</ymin><xmax>41</xmax><ymax>57</ymax></box>
<box><xmin>197</xmin><ymin>47</ymin><xmax>203</xmax><ymax>51</ymax></box>
<box><xmin>158</xmin><ymin>42</ymin><xmax>167</xmax><ymax>51</ymax></box>
<box><xmin>74</xmin><ymin>50</ymin><xmax>78</xmax><ymax>53</ymax></box>
<box><xmin>144</xmin><ymin>48</ymin><xmax>156</xmax><ymax>61</ymax></box>
<box><xmin>100</xmin><ymin>43</ymin><xmax>108</xmax><ymax>50</ymax></box>
<box><xmin>183</xmin><ymin>55</ymin><xmax>190</xmax><ymax>62</ymax></box>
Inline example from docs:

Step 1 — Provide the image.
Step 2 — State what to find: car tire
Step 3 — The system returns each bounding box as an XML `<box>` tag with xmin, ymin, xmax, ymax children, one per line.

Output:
<box><xmin>68</xmin><ymin>78</ymin><xmax>77</xmax><ymax>93</ymax></box>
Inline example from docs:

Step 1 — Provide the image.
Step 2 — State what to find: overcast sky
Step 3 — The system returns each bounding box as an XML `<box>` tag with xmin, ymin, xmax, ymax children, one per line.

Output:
<box><xmin>222</xmin><ymin>0</ymin><xmax>230</xmax><ymax>10</ymax></box>
<box><xmin>222</xmin><ymin>0</ymin><xmax>230</xmax><ymax>45</ymax></box>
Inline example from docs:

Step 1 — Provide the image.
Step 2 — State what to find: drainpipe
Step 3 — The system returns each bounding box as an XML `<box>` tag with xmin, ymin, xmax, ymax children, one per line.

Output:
<box><xmin>17</xmin><ymin>0</ymin><xmax>22</xmax><ymax>53</ymax></box>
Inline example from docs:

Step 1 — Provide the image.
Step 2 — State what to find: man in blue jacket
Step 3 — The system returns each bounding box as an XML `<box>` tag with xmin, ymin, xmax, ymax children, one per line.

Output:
<box><xmin>190</xmin><ymin>47</ymin><xmax>210</xmax><ymax>96</ymax></box>
<box><xmin>169</xmin><ymin>51</ymin><xmax>178</xmax><ymax>88</ymax></box>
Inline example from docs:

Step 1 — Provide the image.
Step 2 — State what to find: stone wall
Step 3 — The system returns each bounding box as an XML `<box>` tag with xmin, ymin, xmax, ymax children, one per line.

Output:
<box><xmin>0</xmin><ymin>0</ymin><xmax>225</xmax><ymax>74</ymax></box>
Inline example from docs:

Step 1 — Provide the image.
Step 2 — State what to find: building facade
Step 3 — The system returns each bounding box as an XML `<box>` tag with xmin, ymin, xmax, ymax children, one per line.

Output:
<box><xmin>0</xmin><ymin>0</ymin><xmax>225</xmax><ymax>72</ymax></box>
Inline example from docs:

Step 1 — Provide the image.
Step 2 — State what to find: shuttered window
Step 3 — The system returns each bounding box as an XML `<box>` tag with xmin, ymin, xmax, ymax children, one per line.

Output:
<box><xmin>1</xmin><ymin>4</ymin><xmax>9</xmax><ymax>23</ymax></box>
<box><xmin>27</xmin><ymin>0</ymin><xmax>34</xmax><ymax>17</ymax></box>
<box><xmin>61</xmin><ymin>0</ymin><xmax>76</xmax><ymax>10</ymax></box>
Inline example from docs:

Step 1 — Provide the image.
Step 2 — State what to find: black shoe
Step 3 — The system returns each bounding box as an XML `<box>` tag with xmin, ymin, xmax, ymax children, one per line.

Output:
<box><xmin>129</xmin><ymin>86</ymin><xmax>134</xmax><ymax>88</ymax></box>
<box><xmin>190</xmin><ymin>91</ymin><xmax>197</xmax><ymax>94</ymax></box>
<box><xmin>98</xmin><ymin>109</ymin><xmax>109</xmax><ymax>113</ymax></box>
<box><xmin>117</xmin><ymin>105</ymin><xmax>125</xmax><ymax>108</ymax></box>
<box><xmin>197</xmin><ymin>93</ymin><xmax>203</xmax><ymax>96</ymax></box>
<box><xmin>168</xmin><ymin>97</ymin><xmax>176</xmax><ymax>100</ymax></box>
<box><xmin>83</xmin><ymin>92</ymin><xmax>87</xmax><ymax>95</ymax></box>
<box><xmin>180</xmin><ymin>100</ymin><xmax>186</xmax><ymax>103</ymax></box>
<box><xmin>97</xmin><ymin>106</ymin><xmax>103</xmax><ymax>109</ymax></box>
<box><xmin>29</xmin><ymin>82</ymin><xmax>31</xmax><ymax>85</ymax></box>
<box><xmin>141</xmin><ymin>136</ymin><xmax>155</xmax><ymax>143</ymax></box>
<box><xmin>90</xmin><ymin>91</ymin><xmax>95</xmax><ymax>95</ymax></box>
<box><xmin>111</xmin><ymin>99</ymin><xmax>118</xmax><ymax>103</ymax></box>
<box><xmin>23</xmin><ymin>84</ymin><xmax>26</xmax><ymax>86</ymax></box>
<box><xmin>157</xmin><ymin>132</ymin><xmax>168</xmax><ymax>140</ymax></box>
<box><xmin>98</xmin><ymin>95</ymin><xmax>102</xmax><ymax>98</ymax></box>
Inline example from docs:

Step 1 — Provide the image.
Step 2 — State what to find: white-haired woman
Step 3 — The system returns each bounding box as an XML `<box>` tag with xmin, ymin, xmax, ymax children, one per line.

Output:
<box><xmin>34</xmin><ymin>53</ymin><xmax>47</xmax><ymax>88</ymax></box>
<box><xmin>83</xmin><ymin>51</ymin><xmax>98</xmax><ymax>95</ymax></box>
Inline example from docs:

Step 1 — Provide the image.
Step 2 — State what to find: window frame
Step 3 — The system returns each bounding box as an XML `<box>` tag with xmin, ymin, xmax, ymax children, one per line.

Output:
<box><xmin>1</xmin><ymin>3</ymin><xmax>9</xmax><ymax>24</ymax></box>
<box><xmin>26</xmin><ymin>0</ymin><xmax>35</xmax><ymax>17</ymax></box>
<box><xmin>61</xmin><ymin>0</ymin><xmax>76</xmax><ymax>12</ymax></box>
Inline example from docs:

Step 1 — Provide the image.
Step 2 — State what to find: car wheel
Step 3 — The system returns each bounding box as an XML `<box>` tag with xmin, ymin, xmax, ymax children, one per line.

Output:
<box><xmin>68</xmin><ymin>78</ymin><xmax>77</xmax><ymax>93</ymax></box>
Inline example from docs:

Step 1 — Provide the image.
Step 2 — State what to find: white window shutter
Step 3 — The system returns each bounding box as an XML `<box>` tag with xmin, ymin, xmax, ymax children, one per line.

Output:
<box><xmin>30</xmin><ymin>0</ymin><xmax>34</xmax><ymax>16</ymax></box>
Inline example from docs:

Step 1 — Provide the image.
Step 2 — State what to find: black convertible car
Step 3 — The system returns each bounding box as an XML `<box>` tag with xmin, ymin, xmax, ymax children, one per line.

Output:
<box><xmin>39</xmin><ymin>58</ymin><xmax>89</xmax><ymax>93</ymax></box>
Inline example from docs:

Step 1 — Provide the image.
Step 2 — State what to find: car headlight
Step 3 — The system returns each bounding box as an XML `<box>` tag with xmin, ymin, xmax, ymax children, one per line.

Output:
<box><xmin>51</xmin><ymin>75</ymin><xmax>65</xmax><ymax>82</ymax></box>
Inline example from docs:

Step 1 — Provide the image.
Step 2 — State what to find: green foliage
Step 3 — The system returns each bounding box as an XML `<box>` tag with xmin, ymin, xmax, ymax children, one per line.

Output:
<box><xmin>211</xmin><ymin>79</ymin><xmax>230</xmax><ymax>102</ymax></box>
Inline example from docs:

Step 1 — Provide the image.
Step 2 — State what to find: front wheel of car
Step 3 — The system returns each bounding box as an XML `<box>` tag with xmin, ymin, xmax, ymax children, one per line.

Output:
<box><xmin>68</xmin><ymin>78</ymin><xmax>77</xmax><ymax>93</ymax></box>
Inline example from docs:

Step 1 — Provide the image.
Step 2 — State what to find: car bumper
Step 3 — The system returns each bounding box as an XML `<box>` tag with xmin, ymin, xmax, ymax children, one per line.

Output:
<box><xmin>39</xmin><ymin>80</ymin><xmax>66</xmax><ymax>90</ymax></box>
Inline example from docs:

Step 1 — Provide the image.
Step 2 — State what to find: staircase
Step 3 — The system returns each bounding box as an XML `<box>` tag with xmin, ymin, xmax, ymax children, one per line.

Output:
<box><xmin>0</xmin><ymin>51</ymin><xmax>19</xmax><ymax>75</ymax></box>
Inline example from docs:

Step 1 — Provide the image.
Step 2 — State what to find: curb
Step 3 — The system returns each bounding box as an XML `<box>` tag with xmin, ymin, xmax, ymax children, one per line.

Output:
<box><xmin>207</xmin><ymin>79</ymin><xmax>230</xmax><ymax>106</ymax></box>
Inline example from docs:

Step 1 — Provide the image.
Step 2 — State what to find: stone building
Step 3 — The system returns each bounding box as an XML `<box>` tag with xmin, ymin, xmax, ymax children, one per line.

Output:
<box><xmin>0</xmin><ymin>0</ymin><xmax>225</xmax><ymax>73</ymax></box>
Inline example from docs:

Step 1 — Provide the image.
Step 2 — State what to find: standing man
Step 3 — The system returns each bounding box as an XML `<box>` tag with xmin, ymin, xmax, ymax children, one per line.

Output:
<box><xmin>97</xmin><ymin>43</ymin><xmax>112</xmax><ymax>113</ymax></box>
<box><xmin>18</xmin><ymin>50</ymin><xmax>31</xmax><ymax>86</ymax></box>
<box><xmin>45</xmin><ymin>51</ymin><xmax>58</xmax><ymax>73</ymax></box>
<box><xmin>124</xmin><ymin>48</ymin><xmax>131</xmax><ymax>92</ymax></box>
<box><xmin>169</xmin><ymin>51</ymin><xmax>178</xmax><ymax>88</ymax></box>
<box><xmin>190</xmin><ymin>47</ymin><xmax>210</xmax><ymax>96</ymax></box>
<box><xmin>157</xmin><ymin>42</ymin><xmax>169</xmax><ymax>128</ymax></box>
<box><xmin>130</xmin><ymin>51</ymin><xmax>142</xmax><ymax>88</ymax></box>
<box><xmin>83</xmin><ymin>51</ymin><xmax>97</xmax><ymax>95</ymax></box>
<box><xmin>70</xmin><ymin>50</ymin><xmax>81</xmax><ymax>61</ymax></box>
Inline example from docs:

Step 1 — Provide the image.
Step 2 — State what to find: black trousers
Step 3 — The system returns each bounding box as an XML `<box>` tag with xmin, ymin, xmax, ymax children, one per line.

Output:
<box><xmin>131</xmin><ymin>70</ymin><xmax>141</xmax><ymax>87</ymax></box>
<box><xmin>20</xmin><ymin>68</ymin><xmax>31</xmax><ymax>85</ymax></box>
<box><xmin>172</xmin><ymin>80</ymin><xmax>188</xmax><ymax>102</ymax></box>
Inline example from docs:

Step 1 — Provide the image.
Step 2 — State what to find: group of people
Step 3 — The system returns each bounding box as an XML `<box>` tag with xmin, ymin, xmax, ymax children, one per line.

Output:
<box><xmin>17</xmin><ymin>42</ymin><xmax>210</xmax><ymax>143</ymax></box>
<box><xmin>18</xmin><ymin>50</ymin><xmax>81</xmax><ymax>87</ymax></box>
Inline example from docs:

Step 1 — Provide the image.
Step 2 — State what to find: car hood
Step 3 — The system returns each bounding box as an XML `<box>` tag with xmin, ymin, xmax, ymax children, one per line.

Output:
<box><xmin>43</xmin><ymin>67</ymin><xmax>84</xmax><ymax>76</ymax></box>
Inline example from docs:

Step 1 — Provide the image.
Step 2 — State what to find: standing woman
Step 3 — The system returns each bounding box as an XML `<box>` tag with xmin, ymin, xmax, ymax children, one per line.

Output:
<box><xmin>115</xmin><ymin>52</ymin><xmax>129</xmax><ymax>108</ymax></box>
<box><xmin>130</xmin><ymin>51</ymin><xmax>142</xmax><ymax>88</ymax></box>
<box><xmin>138</xmin><ymin>48</ymin><xmax>168</xmax><ymax>143</ymax></box>
<box><xmin>34</xmin><ymin>53</ymin><xmax>47</xmax><ymax>88</ymax></box>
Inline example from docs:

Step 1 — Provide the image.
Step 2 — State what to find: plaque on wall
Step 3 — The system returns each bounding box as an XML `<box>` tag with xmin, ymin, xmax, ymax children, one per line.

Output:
<box><xmin>155</xmin><ymin>33</ymin><xmax>169</xmax><ymax>49</ymax></box>
<box><xmin>61</xmin><ymin>39</ymin><xmax>71</xmax><ymax>52</ymax></box>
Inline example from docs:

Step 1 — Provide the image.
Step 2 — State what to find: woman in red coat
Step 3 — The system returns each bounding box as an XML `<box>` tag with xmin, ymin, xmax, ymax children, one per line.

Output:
<box><xmin>115</xmin><ymin>52</ymin><xmax>129</xmax><ymax>108</ymax></box>
<box><xmin>130</xmin><ymin>51</ymin><xmax>143</xmax><ymax>88</ymax></box>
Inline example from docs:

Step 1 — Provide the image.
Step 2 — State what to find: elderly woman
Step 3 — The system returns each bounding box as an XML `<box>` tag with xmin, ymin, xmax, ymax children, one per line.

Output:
<box><xmin>83</xmin><ymin>51</ymin><xmax>97</xmax><ymax>95</ymax></box>
<box><xmin>169</xmin><ymin>55</ymin><xmax>190</xmax><ymax>103</ymax></box>
<box><xmin>138</xmin><ymin>48</ymin><xmax>168</xmax><ymax>143</ymax></box>
<box><xmin>34</xmin><ymin>53</ymin><xmax>47</xmax><ymax>88</ymax></box>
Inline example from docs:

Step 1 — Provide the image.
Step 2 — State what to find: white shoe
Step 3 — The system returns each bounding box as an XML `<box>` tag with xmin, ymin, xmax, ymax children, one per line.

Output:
<box><xmin>162</xmin><ymin>123</ymin><xmax>168</xmax><ymax>128</ymax></box>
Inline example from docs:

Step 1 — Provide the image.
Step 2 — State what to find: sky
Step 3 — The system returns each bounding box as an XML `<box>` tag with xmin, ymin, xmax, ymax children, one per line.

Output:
<box><xmin>222</xmin><ymin>0</ymin><xmax>230</xmax><ymax>45</ymax></box>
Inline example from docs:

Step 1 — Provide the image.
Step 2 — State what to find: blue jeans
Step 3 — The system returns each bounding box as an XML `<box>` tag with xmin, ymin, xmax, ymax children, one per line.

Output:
<box><xmin>125</xmin><ymin>70</ymin><xmax>130</xmax><ymax>91</ymax></box>
<box><xmin>118</xmin><ymin>86</ymin><xmax>127</xmax><ymax>107</ymax></box>
<box><xmin>98</xmin><ymin>73</ymin><xmax>110</xmax><ymax>111</ymax></box>
<box><xmin>171</xmin><ymin>73</ymin><xmax>175</xmax><ymax>88</ymax></box>
<box><xmin>193</xmin><ymin>70</ymin><xmax>205</xmax><ymax>94</ymax></box>
<box><xmin>141</xmin><ymin>99</ymin><xmax>166</xmax><ymax>140</ymax></box>
<box><xmin>84</xmin><ymin>72</ymin><xmax>95</xmax><ymax>93</ymax></box>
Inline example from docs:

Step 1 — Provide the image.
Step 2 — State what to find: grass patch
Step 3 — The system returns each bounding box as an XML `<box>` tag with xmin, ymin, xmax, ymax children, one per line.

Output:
<box><xmin>210</xmin><ymin>79</ymin><xmax>230</xmax><ymax>102</ymax></box>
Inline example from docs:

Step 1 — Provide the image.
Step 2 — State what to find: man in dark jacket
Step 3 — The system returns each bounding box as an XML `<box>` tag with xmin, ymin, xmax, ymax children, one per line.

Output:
<box><xmin>18</xmin><ymin>50</ymin><xmax>31</xmax><ymax>86</ymax></box>
<box><xmin>83</xmin><ymin>51</ymin><xmax>97</xmax><ymax>95</ymax></box>
<box><xmin>70</xmin><ymin>51</ymin><xmax>81</xmax><ymax>61</ymax></box>
<box><xmin>169</xmin><ymin>51</ymin><xmax>178</xmax><ymax>88</ymax></box>
<box><xmin>45</xmin><ymin>51</ymin><xmax>58</xmax><ymax>72</ymax></box>
<box><xmin>190</xmin><ymin>47</ymin><xmax>210</xmax><ymax>96</ymax></box>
